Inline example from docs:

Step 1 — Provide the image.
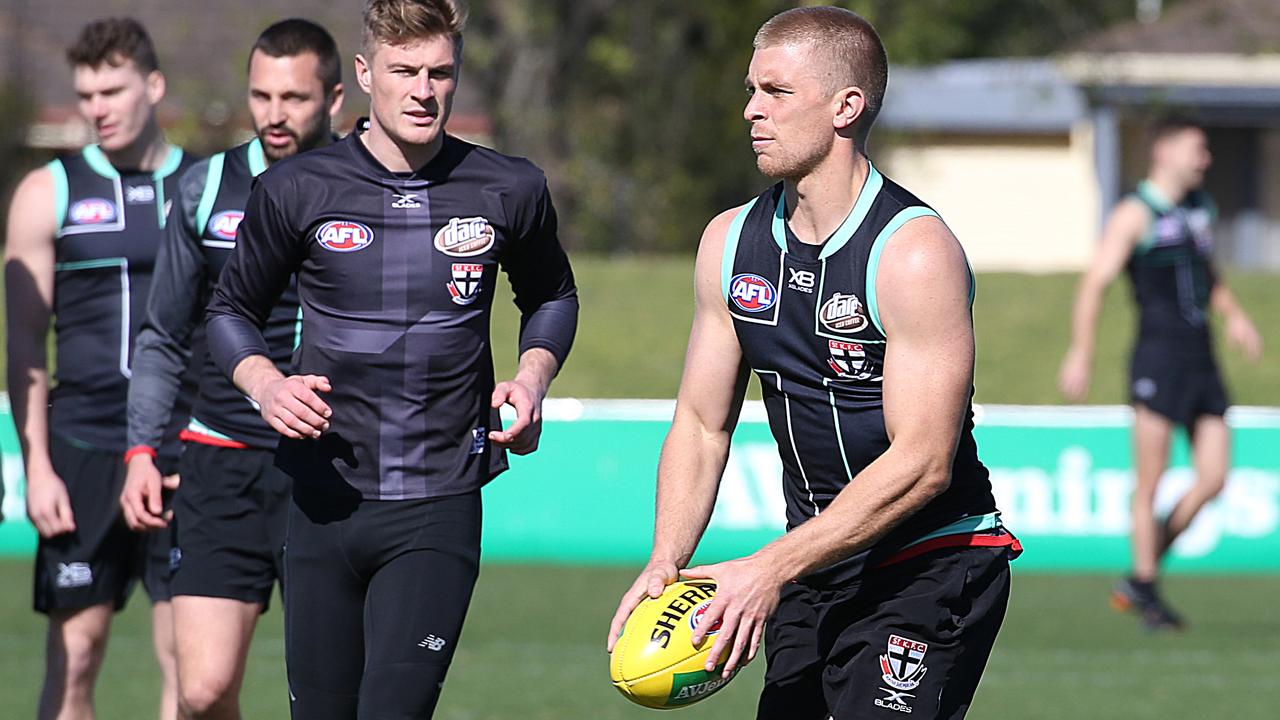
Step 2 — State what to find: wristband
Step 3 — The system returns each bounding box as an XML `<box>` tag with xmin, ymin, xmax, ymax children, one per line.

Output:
<box><xmin>123</xmin><ymin>445</ymin><xmax>158</xmax><ymax>464</ymax></box>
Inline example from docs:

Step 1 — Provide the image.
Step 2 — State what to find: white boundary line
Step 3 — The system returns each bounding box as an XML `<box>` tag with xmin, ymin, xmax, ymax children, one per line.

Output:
<box><xmin>532</xmin><ymin>397</ymin><xmax>1280</xmax><ymax>428</ymax></box>
<box><xmin>4</xmin><ymin>393</ymin><xmax>1277</xmax><ymax>429</ymax></box>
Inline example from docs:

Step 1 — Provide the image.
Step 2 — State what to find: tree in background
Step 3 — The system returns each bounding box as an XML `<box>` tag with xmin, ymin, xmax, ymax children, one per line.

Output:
<box><xmin>465</xmin><ymin>0</ymin><xmax>1166</xmax><ymax>253</ymax></box>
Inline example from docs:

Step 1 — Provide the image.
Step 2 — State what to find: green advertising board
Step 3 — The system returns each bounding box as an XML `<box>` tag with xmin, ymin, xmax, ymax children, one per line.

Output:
<box><xmin>3</xmin><ymin>398</ymin><xmax>1278</xmax><ymax>572</ymax></box>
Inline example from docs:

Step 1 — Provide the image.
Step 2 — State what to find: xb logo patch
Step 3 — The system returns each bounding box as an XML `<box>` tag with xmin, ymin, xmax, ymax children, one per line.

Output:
<box><xmin>787</xmin><ymin>268</ymin><xmax>815</xmax><ymax>293</ymax></box>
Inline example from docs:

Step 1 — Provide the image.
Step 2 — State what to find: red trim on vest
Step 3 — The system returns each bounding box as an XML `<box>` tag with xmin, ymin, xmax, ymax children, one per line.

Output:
<box><xmin>878</xmin><ymin>530</ymin><xmax>1023</xmax><ymax>569</ymax></box>
<box><xmin>179</xmin><ymin>429</ymin><xmax>249</xmax><ymax>450</ymax></box>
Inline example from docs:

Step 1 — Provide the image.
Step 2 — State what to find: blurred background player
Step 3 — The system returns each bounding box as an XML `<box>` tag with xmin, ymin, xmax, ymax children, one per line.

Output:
<box><xmin>1060</xmin><ymin>116</ymin><xmax>1264</xmax><ymax>630</ymax></box>
<box><xmin>204</xmin><ymin>1</ymin><xmax>578</xmax><ymax>717</ymax></box>
<box><xmin>609</xmin><ymin>7</ymin><xmax>1017</xmax><ymax>719</ymax></box>
<box><xmin>119</xmin><ymin>19</ymin><xmax>343</xmax><ymax>719</ymax></box>
<box><xmin>3</xmin><ymin>17</ymin><xmax>198</xmax><ymax>720</ymax></box>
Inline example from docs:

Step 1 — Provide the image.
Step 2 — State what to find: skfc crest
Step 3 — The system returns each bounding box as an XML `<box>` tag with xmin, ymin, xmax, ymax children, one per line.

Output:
<box><xmin>729</xmin><ymin>273</ymin><xmax>777</xmax><ymax>313</ymax></box>
<box><xmin>828</xmin><ymin>340</ymin><xmax>877</xmax><ymax>381</ymax></box>
<box><xmin>447</xmin><ymin>263</ymin><xmax>484</xmax><ymax>306</ymax></box>
<box><xmin>880</xmin><ymin>635</ymin><xmax>929</xmax><ymax>691</ymax></box>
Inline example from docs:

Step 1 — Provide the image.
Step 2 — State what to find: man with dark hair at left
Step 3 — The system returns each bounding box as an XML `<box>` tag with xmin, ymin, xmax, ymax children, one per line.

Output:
<box><xmin>4</xmin><ymin>17</ymin><xmax>198</xmax><ymax>720</ymax></box>
<box><xmin>120</xmin><ymin>18</ymin><xmax>345</xmax><ymax>720</ymax></box>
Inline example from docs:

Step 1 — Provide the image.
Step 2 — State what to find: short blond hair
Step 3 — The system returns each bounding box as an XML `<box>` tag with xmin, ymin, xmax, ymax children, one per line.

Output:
<box><xmin>362</xmin><ymin>0</ymin><xmax>467</xmax><ymax>54</ymax></box>
<box><xmin>754</xmin><ymin>7</ymin><xmax>887</xmax><ymax>141</ymax></box>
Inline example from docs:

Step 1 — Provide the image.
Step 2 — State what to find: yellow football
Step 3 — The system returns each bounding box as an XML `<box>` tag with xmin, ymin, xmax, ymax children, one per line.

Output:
<box><xmin>609</xmin><ymin>580</ymin><xmax>737</xmax><ymax>709</ymax></box>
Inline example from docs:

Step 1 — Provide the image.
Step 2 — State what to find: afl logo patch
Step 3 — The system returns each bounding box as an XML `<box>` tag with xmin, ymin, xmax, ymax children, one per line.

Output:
<box><xmin>69</xmin><ymin>198</ymin><xmax>117</xmax><ymax>225</ymax></box>
<box><xmin>729</xmin><ymin>273</ymin><xmax>777</xmax><ymax>313</ymax></box>
<box><xmin>434</xmin><ymin>217</ymin><xmax>495</xmax><ymax>257</ymax></box>
<box><xmin>820</xmin><ymin>292</ymin><xmax>869</xmax><ymax>333</ymax></box>
<box><xmin>316</xmin><ymin>220</ymin><xmax>374</xmax><ymax>252</ymax></box>
<box><xmin>688</xmin><ymin>601</ymin><xmax>722</xmax><ymax>635</ymax></box>
<box><xmin>208</xmin><ymin>210</ymin><xmax>244</xmax><ymax>241</ymax></box>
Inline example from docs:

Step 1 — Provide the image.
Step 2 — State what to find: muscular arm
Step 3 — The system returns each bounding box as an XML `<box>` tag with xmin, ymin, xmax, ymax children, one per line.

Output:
<box><xmin>5</xmin><ymin>167</ymin><xmax>76</xmax><ymax>536</ymax></box>
<box><xmin>1059</xmin><ymin>199</ymin><xmax>1148</xmax><ymax>400</ymax></box>
<box><xmin>607</xmin><ymin>207</ymin><xmax>749</xmax><ymax>649</ymax></box>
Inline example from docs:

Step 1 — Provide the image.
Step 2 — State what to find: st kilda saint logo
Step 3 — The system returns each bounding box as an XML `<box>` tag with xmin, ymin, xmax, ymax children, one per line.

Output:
<box><xmin>447</xmin><ymin>263</ymin><xmax>484</xmax><ymax>306</ymax></box>
<box><xmin>828</xmin><ymin>340</ymin><xmax>878</xmax><ymax>381</ymax></box>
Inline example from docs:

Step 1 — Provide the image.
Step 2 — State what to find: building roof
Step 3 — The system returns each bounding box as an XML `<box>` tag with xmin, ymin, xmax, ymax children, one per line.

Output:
<box><xmin>880</xmin><ymin>59</ymin><xmax>1086</xmax><ymax>134</ymax></box>
<box><xmin>1078</xmin><ymin>0</ymin><xmax>1280</xmax><ymax>54</ymax></box>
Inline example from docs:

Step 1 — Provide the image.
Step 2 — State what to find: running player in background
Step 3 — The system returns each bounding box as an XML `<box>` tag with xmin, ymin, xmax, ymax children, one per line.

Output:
<box><xmin>4</xmin><ymin>18</ymin><xmax>198</xmax><ymax>720</ymax></box>
<box><xmin>205</xmin><ymin>1</ymin><xmax>578</xmax><ymax>717</ymax></box>
<box><xmin>608</xmin><ymin>7</ymin><xmax>1017</xmax><ymax>719</ymax></box>
<box><xmin>1060</xmin><ymin>117</ymin><xmax>1263</xmax><ymax>630</ymax></box>
<box><xmin>119</xmin><ymin>19</ymin><xmax>343</xmax><ymax>719</ymax></box>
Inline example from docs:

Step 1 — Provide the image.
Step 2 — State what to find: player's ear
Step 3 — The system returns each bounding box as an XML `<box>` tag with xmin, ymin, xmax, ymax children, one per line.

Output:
<box><xmin>327</xmin><ymin>83</ymin><xmax>345</xmax><ymax>119</ymax></box>
<box><xmin>833</xmin><ymin>86</ymin><xmax>865</xmax><ymax>131</ymax></box>
<box><xmin>354</xmin><ymin>54</ymin><xmax>372</xmax><ymax>95</ymax></box>
<box><xmin>146</xmin><ymin>70</ymin><xmax>166</xmax><ymax>105</ymax></box>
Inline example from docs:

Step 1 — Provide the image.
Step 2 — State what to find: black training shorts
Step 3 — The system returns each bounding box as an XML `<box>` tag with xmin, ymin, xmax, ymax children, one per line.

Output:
<box><xmin>34</xmin><ymin>432</ymin><xmax>172</xmax><ymax>614</ymax></box>
<box><xmin>170</xmin><ymin>442</ymin><xmax>290</xmax><ymax>608</ymax></box>
<box><xmin>1130</xmin><ymin>347</ymin><xmax>1228</xmax><ymax>430</ymax></box>
<box><xmin>757</xmin><ymin>545</ymin><xmax>1012</xmax><ymax>720</ymax></box>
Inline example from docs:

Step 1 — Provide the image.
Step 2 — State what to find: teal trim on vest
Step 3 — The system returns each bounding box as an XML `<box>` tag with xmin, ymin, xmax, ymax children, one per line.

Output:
<box><xmin>82</xmin><ymin>145</ymin><xmax>119</xmax><ymax>179</ymax></box>
<box><xmin>865</xmin><ymin>206</ymin><xmax>940</xmax><ymax>336</ymax></box>
<box><xmin>187</xmin><ymin>416</ymin><xmax>235</xmax><ymax>441</ymax></box>
<box><xmin>1136</xmin><ymin>180</ymin><xmax>1173</xmax><ymax>213</ymax></box>
<box><xmin>152</xmin><ymin>146</ymin><xmax>184</xmax><ymax>227</ymax></box>
<box><xmin>247</xmin><ymin>138</ymin><xmax>267</xmax><ymax>177</ymax></box>
<box><xmin>55</xmin><ymin>257</ymin><xmax>126</xmax><ymax>272</ymax></box>
<box><xmin>152</xmin><ymin>145</ymin><xmax>184</xmax><ymax>180</ymax></box>
<box><xmin>721</xmin><ymin>198</ymin><xmax>759</xmax><ymax>303</ymax></box>
<box><xmin>47</xmin><ymin>159</ymin><xmax>69</xmax><ymax>227</ymax></box>
<box><xmin>903</xmin><ymin>512</ymin><xmax>1002</xmax><ymax>549</ymax></box>
<box><xmin>195</xmin><ymin>152</ymin><xmax>227</xmax><ymax>238</ymax></box>
<box><xmin>769</xmin><ymin>162</ymin><xmax>884</xmax><ymax>259</ymax></box>
<box><xmin>294</xmin><ymin>307</ymin><xmax>303</xmax><ymax>350</ymax></box>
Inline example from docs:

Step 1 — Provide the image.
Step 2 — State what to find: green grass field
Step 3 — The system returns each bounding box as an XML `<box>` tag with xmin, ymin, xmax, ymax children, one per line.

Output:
<box><xmin>1</xmin><ymin>562</ymin><xmax>1277</xmax><ymax>719</ymax></box>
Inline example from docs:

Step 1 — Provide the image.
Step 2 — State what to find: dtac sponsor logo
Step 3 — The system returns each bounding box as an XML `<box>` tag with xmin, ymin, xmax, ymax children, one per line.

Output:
<box><xmin>69</xmin><ymin>198</ymin><xmax>117</xmax><ymax>225</ymax></box>
<box><xmin>729</xmin><ymin>273</ymin><xmax>777</xmax><ymax>313</ymax></box>
<box><xmin>316</xmin><ymin>220</ymin><xmax>374</xmax><ymax>252</ymax></box>
<box><xmin>434</xmin><ymin>217</ymin><xmax>495</xmax><ymax>257</ymax></box>
<box><xmin>208</xmin><ymin>210</ymin><xmax>244</xmax><ymax>241</ymax></box>
<box><xmin>820</xmin><ymin>292</ymin><xmax>869</xmax><ymax>333</ymax></box>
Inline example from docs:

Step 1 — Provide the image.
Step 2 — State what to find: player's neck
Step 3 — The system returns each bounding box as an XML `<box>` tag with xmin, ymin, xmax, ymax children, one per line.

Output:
<box><xmin>1146</xmin><ymin>170</ymin><xmax>1189</xmax><ymax>206</ymax></box>
<box><xmin>100</xmin><ymin>120</ymin><xmax>170</xmax><ymax>173</ymax></box>
<box><xmin>783</xmin><ymin>151</ymin><xmax>870</xmax><ymax>246</ymax></box>
<box><xmin>361</xmin><ymin>118</ymin><xmax>444</xmax><ymax>173</ymax></box>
